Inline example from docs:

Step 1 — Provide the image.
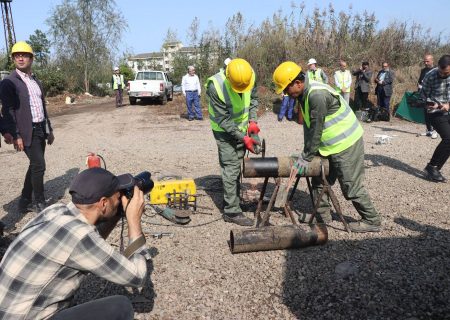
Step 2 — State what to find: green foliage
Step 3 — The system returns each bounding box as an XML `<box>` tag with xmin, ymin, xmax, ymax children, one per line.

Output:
<box><xmin>119</xmin><ymin>64</ymin><xmax>134</xmax><ymax>83</ymax></box>
<box><xmin>47</xmin><ymin>0</ymin><xmax>127</xmax><ymax>93</ymax></box>
<box><xmin>27</xmin><ymin>30</ymin><xmax>50</xmax><ymax>66</ymax></box>
<box><xmin>33</xmin><ymin>66</ymin><xmax>66</xmax><ymax>97</ymax></box>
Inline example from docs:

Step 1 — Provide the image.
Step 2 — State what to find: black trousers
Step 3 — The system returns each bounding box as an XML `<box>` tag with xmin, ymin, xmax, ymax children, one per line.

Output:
<box><xmin>51</xmin><ymin>295</ymin><xmax>134</xmax><ymax>320</ymax></box>
<box><xmin>354</xmin><ymin>87</ymin><xmax>369</xmax><ymax>111</ymax></box>
<box><xmin>429</xmin><ymin>113</ymin><xmax>450</xmax><ymax>169</ymax></box>
<box><xmin>423</xmin><ymin>108</ymin><xmax>433</xmax><ymax>132</ymax></box>
<box><xmin>22</xmin><ymin>123</ymin><xmax>46</xmax><ymax>202</ymax></box>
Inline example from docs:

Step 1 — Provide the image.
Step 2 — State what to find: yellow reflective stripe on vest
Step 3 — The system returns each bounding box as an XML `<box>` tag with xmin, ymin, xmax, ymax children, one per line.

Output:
<box><xmin>303</xmin><ymin>82</ymin><xmax>363</xmax><ymax>156</ymax></box>
<box><xmin>207</xmin><ymin>72</ymin><xmax>251</xmax><ymax>132</ymax></box>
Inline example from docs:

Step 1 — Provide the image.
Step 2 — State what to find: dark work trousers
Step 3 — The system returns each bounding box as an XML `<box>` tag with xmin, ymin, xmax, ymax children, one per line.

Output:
<box><xmin>115</xmin><ymin>86</ymin><xmax>123</xmax><ymax>107</ymax></box>
<box><xmin>22</xmin><ymin>123</ymin><xmax>46</xmax><ymax>203</ymax></box>
<box><xmin>185</xmin><ymin>90</ymin><xmax>202</xmax><ymax>120</ymax></box>
<box><xmin>377</xmin><ymin>90</ymin><xmax>391</xmax><ymax>114</ymax></box>
<box><xmin>354</xmin><ymin>87</ymin><xmax>369</xmax><ymax>111</ymax></box>
<box><xmin>311</xmin><ymin>138</ymin><xmax>381</xmax><ymax>225</ymax></box>
<box><xmin>428</xmin><ymin>113</ymin><xmax>450</xmax><ymax>169</ymax></box>
<box><xmin>424</xmin><ymin>108</ymin><xmax>433</xmax><ymax>132</ymax></box>
<box><xmin>51</xmin><ymin>295</ymin><xmax>134</xmax><ymax>320</ymax></box>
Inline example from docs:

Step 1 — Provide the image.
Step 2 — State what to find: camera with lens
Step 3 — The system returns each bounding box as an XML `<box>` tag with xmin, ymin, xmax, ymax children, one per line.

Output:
<box><xmin>121</xmin><ymin>171</ymin><xmax>154</xmax><ymax>199</ymax></box>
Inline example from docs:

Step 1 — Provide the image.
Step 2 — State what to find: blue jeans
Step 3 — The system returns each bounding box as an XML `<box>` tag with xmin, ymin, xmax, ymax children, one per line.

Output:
<box><xmin>279</xmin><ymin>96</ymin><xmax>295</xmax><ymax>120</ymax></box>
<box><xmin>185</xmin><ymin>91</ymin><xmax>202</xmax><ymax>119</ymax></box>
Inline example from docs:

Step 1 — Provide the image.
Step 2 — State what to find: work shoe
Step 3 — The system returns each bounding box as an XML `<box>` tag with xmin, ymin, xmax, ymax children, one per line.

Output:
<box><xmin>430</xmin><ymin>130</ymin><xmax>438</xmax><ymax>139</ymax></box>
<box><xmin>348</xmin><ymin>220</ymin><xmax>381</xmax><ymax>233</ymax></box>
<box><xmin>298</xmin><ymin>212</ymin><xmax>332</xmax><ymax>224</ymax></box>
<box><xmin>223</xmin><ymin>213</ymin><xmax>253</xmax><ymax>226</ymax></box>
<box><xmin>424</xmin><ymin>164</ymin><xmax>446</xmax><ymax>182</ymax></box>
<box><xmin>18</xmin><ymin>197</ymin><xmax>32</xmax><ymax>214</ymax></box>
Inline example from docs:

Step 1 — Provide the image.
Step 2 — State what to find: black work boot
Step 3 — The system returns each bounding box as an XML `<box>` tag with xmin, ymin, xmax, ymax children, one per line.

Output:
<box><xmin>223</xmin><ymin>213</ymin><xmax>253</xmax><ymax>226</ymax></box>
<box><xmin>424</xmin><ymin>164</ymin><xmax>446</xmax><ymax>182</ymax></box>
<box><xmin>18</xmin><ymin>197</ymin><xmax>32</xmax><ymax>214</ymax></box>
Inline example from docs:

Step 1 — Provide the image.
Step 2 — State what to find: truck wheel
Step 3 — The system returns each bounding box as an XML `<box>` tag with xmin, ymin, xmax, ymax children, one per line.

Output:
<box><xmin>168</xmin><ymin>89</ymin><xmax>173</xmax><ymax>101</ymax></box>
<box><xmin>129</xmin><ymin>97</ymin><xmax>137</xmax><ymax>105</ymax></box>
<box><xmin>160</xmin><ymin>93</ymin><xmax>168</xmax><ymax>105</ymax></box>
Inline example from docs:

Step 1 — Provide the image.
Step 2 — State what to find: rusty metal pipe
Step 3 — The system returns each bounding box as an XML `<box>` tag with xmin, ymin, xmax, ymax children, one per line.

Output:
<box><xmin>229</xmin><ymin>224</ymin><xmax>328</xmax><ymax>254</ymax></box>
<box><xmin>243</xmin><ymin>156</ymin><xmax>329</xmax><ymax>178</ymax></box>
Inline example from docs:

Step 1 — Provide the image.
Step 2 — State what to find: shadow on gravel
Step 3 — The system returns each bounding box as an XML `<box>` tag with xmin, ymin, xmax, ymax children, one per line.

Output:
<box><xmin>1</xmin><ymin>168</ymin><xmax>79</xmax><ymax>230</ymax></box>
<box><xmin>365</xmin><ymin>154</ymin><xmax>426</xmax><ymax>179</ymax></box>
<box><xmin>371</xmin><ymin>125</ymin><xmax>418</xmax><ymax>136</ymax></box>
<box><xmin>282</xmin><ymin>216</ymin><xmax>450</xmax><ymax>319</ymax></box>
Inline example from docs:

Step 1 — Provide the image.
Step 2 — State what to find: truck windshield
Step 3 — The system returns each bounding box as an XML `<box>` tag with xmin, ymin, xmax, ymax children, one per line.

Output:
<box><xmin>136</xmin><ymin>72</ymin><xmax>164</xmax><ymax>80</ymax></box>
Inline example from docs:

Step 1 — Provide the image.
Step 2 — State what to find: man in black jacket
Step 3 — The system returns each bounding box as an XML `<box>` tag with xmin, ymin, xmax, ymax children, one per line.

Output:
<box><xmin>370</xmin><ymin>62</ymin><xmax>395</xmax><ymax>122</ymax></box>
<box><xmin>0</xmin><ymin>41</ymin><xmax>55</xmax><ymax>213</ymax></box>
<box><xmin>418</xmin><ymin>54</ymin><xmax>437</xmax><ymax>138</ymax></box>
<box><xmin>352</xmin><ymin>61</ymin><xmax>373</xmax><ymax>113</ymax></box>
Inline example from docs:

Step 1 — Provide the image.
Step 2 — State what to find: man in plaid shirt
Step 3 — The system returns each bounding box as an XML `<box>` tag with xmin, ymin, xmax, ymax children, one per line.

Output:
<box><xmin>0</xmin><ymin>168</ymin><xmax>150</xmax><ymax>320</ymax></box>
<box><xmin>420</xmin><ymin>54</ymin><xmax>450</xmax><ymax>182</ymax></box>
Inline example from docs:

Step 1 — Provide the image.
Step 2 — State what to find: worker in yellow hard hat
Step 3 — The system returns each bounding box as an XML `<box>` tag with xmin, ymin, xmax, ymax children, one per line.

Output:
<box><xmin>205</xmin><ymin>58</ymin><xmax>260</xmax><ymax>226</ymax></box>
<box><xmin>0</xmin><ymin>41</ymin><xmax>55</xmax><ymax>213</ymax></box>
<box><xmin>273</xmin><ymin>61</ymin><xmax>381</xmax><ymax>233</ymax></box>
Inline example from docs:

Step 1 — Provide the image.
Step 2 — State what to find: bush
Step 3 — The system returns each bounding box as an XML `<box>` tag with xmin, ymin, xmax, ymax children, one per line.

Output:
<box><xmin>34</xmin><ymin>67</ymin><xmax>66</xmax><ymax>97</ymax></box>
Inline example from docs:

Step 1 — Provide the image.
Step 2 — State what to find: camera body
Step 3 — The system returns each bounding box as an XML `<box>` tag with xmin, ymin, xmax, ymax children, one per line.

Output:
<box><xmin>121</xmin><ymin>171</ymin><xmax>154</xmax><ymax>199</ymax></box>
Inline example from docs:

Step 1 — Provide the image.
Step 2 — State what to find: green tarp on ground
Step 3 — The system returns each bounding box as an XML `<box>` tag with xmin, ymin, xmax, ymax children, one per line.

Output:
<box><xmin>395</xmin><ymin>91</ymin><xmax>425</xmax><ymax>124</ymax></box>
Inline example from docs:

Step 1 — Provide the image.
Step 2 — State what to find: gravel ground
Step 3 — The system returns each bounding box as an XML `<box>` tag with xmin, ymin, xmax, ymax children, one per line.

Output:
<box><xmin>1</xmin><ymin>95</ymin><xmax>449</xmax><ymax>320</ymax></box>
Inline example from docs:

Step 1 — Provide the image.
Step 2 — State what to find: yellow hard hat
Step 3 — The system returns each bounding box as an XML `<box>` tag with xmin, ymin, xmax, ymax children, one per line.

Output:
<box><xmin>11</xmin><ymin>41</ymin><xmax>34</xmax><ymax>57</ymax></box>
<box><xmin>273</xmin><ymin>61</ymin><xmax>302</xmax><ymax>94</ymax></box>
<box><xmin>226</xmin><ymin>58</ymin><xmax>255</xmax><ymax>93</ymax></box>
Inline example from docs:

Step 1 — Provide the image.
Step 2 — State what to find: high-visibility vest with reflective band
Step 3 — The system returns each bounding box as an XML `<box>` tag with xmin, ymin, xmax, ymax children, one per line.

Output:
<box><xmin>301</xmin><ymin>82</ymin><xmax>363</xmax><ymax>156</ymax></box>
<box><xmin>113</xmin><ymin>74</ymin><xmax>125</xmax><ymax>90</ymax></box>
<box><xmin>207</xmin><ymin>72</ymin><xmax>253</xmax><ymax>133</ymax></box>
<box><xmin>335</xmin><ymin>70</ymin><xmax>351</xmax><ymax>93</ymax></box>
<box><xmin>307</xmin><ymin>68</ymin><xmax>325</xmax><ymax>83</ymax></box>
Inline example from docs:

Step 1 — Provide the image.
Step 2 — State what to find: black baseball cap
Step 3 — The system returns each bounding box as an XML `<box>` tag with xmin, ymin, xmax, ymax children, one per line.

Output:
<box><xmin>69</xmin><ymin>168</ymin><xmax>134</xmax><ymax>204</ymax></box>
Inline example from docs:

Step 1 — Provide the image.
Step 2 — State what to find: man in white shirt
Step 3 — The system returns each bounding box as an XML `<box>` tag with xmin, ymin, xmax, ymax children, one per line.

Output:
<box><xmin>181</xmin><ymin>66</ymin><xmax>203</xmax><ymax>121</ymax></box>
<box><xmin>334</xmin><ymin>60</ymin><xmax>352</xmax><ymax>103</ymax></box>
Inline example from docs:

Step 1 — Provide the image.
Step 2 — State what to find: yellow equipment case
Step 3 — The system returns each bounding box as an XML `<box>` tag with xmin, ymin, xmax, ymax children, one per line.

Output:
<box><xmin>149</xmin><ymin>179</ymin><xmax>196</xmax><ymax>205</ymax></box>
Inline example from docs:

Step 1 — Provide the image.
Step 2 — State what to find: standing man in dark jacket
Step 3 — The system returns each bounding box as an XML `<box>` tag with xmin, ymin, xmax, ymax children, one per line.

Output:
<box><xmin>418</xmin><ymin>54</ymin><xmax>438</xmax><ymax>138</ymax></box>
<box><xmin>352</xmin><ymin>61</ymin><xmax>372</xmax><ymax>113</ymax></box>
<box><xmin>371</xmin><ymin>62</ymin><xmax>395</xmax><ymax>122</ymax></box>
<box><xmin>0</xmin><ymin>41</ymin><xmax>55</xmax><ymax>213</ymax></box>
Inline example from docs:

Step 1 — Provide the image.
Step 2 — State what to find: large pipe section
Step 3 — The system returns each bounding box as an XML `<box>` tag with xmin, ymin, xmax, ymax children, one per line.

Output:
<box><xmin>243</xmin><ymin>156</ymin><xmax>329</xmax><ymax>178</ymax></box>
<box><xmin>229</xmin><ymin>224</ymin><xmax>328</xmax><ymax>254</ymax></box>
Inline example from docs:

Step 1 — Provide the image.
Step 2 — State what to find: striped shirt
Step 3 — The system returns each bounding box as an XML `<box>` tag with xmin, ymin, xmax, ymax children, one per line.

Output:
<box><xmin>0</xmin><ymin>202</ymin><xmax>149</xmax><ymax>320</ymax></box>
<box><xmin>16</xmin><ymin>68</ymin><xmax>45</xmax><ymax>122</ymax></box>
<box><xmin>420</xmin><ymin>68</ymin><xmax>450</xmax><ymax>109</ymax></box>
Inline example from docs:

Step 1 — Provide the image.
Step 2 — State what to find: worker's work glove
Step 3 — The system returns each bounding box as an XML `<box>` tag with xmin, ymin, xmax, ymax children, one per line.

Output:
<box><xmin>294</xmin><ymin>156</ymin><xmax>310</xmax><ymax>175</ymax></box>
<box><xmin>247</xmin><ymin>121</ymin><xmax>260</xmax><ymax>135</ymax></box>
<box><xmin>243</xmin><ymin>135</ymin><xmax>260</xmax><ymax>153</ymax></box>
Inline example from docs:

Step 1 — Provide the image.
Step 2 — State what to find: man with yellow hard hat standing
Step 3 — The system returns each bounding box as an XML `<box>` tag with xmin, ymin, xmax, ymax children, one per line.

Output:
<box><xmin>272</xmin><ymin>61</ymin><xmax>381</xmax><ymax>233</ymax></box>
<box><xmin>0</xmin><ymin>41</ymin><xmax>55</xmax><ymax>214</ymax></box>
<box><xmin>206</xmin><ymin>58</ymin><xmax>260</xmax><ymax>226</ymax></box>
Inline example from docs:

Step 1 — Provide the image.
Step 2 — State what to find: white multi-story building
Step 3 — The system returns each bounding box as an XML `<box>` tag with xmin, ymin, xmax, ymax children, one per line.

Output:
<box><xmin>127</xmin><ymin>42</ymin><xmax>197</xmax><ymax>73</ymax></box>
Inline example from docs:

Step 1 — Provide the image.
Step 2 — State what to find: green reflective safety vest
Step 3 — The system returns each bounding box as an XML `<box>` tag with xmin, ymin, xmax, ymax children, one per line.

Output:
<box><xmin>206</xmin><ymin>72</ymin><xmax>253</xmax><ymax>133</ymax></box>
<box><xmin>301</xmin><ymin>81</ymin><xmax>363</xmax><ymax>156</ymax></box>
<box><xmin>307</xmin><ymin>68</ymin><xmax>325</xmax><ymax>83</ymax></box>
<box><xmin>112</xmin><ymin>74</ymin><xmax>125</xmax><ymax>90</ymax></box>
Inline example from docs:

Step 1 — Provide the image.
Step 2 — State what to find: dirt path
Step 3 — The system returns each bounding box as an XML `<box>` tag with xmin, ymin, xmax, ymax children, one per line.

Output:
<box><xmin>1</xmin><ymin>96</ymin><xmax>449</xmax><ymax>319</ymax></box>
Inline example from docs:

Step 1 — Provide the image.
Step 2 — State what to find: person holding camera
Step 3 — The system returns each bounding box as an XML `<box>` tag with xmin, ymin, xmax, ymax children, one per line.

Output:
<box><xmin>0</xmin><ymin>167</ymin><xmax>150</xmax><ymax>320</ymax></box>
<box><xmin>420</xmin><ymin>54</ymin><xmax>450</xmax><ymax>182</ymax></box>
<box><xmin>352</xmin><ymin>61</ymin><xmax>373</xmax><ymax>113</ymax></box>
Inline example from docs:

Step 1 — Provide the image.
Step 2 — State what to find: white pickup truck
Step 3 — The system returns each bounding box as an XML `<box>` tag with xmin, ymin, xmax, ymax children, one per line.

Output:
<box><xmin>127</xmin><ymin>70</ymin><xmax>173</xmax><ymax>105</ymax></box>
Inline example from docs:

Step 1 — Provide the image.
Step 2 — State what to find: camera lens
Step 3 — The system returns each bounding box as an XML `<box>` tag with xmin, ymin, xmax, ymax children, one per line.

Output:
<box><xmin>122</xmin><ymin>171</ymin><xmax>154</xmax><ymax>199</ymax></box>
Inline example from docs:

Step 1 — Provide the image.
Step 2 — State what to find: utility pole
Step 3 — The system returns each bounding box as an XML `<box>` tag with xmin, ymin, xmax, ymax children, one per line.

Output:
<box><xmin>1</xmin><ymin>0</ymin><xmax>15</xmax><ymax>66</ymax></box>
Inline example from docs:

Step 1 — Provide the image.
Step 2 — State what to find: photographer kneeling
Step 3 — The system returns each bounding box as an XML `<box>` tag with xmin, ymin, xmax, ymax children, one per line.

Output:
<box><xmin>0</xmin><ymin>167</ymin><xmax>150</xmax><ymax>320</ymax></box>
